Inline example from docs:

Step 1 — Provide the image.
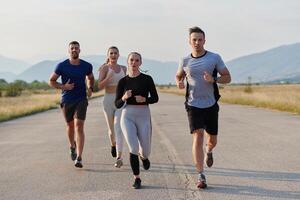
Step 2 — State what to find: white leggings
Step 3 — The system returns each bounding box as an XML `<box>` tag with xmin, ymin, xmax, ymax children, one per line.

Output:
<box><xmin>121</xmin><ymin>105</ymin><xmax>152</xmax><ymax>158</ymax></box>
<box><xmin>102</xmin><ymin>93</ymin><xmax>123</xmax><ymax>153</ymax></box>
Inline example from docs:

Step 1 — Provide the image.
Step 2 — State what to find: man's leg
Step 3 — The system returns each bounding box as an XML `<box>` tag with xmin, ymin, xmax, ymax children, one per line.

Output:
<box><xmin>205</xmin><ymin>132</ymin><xmax>217</xmax><ymax>152</ymax></box>
<box><xmin>192</xmin><ymin>129</ymin><xmax>205</xmax><ymax>172</ymax></box>
<box><xmin>204</xmin><ymin>103</ymin><xmax>219</xmax><ymax>168</ymax></box>
<box><xmin>66</xmin><ymin>121</ymin><xmax>75</xmax><ymax>148</ymax></box>
<box><xmin>75</xmin><ymin>119</ymin><xmax>85</xmax><ymax>158</ymax></box>
<box><xmin>61</xmin><ymin>103</ymin><xmax>77</xmax><ymax>161</ymax></box>
<box><xmin>193</xmin><ymin>129</ymin><xmax>208</xmax><ymax>189</ymax></box>
<box><xmin>204</xmin><ymin>133</ymin><xmax>217</xmax><ymax>168</ymax></box>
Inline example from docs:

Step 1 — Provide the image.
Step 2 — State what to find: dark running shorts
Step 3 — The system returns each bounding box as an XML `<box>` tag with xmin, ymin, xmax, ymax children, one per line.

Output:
<box><xmin>61</xmin><ymin>99</ymin><xmax>88</xmax><ymax>123</ymax></box>
<box><xmin>186</xmin><ymin>103</ymin><xmax>219</xmax><ymax>135</ymax></box>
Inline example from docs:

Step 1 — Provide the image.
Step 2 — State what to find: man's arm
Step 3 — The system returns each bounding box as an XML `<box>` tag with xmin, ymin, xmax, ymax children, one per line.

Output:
<box><xmin>175</xmin><ymin>69</ymin><xmax>186</xmax><ymax>89</ymax></box>
<box><xmin>203</xmin><ymin>67</ymin><xmax>231</xmax><ymax>84</ymax></box>
<box><xmin>216</xmin><ymin>67</ymin><xmax>231</xmax><ymax>84</ymax></box>
<box><xmin>48</xmin><ymin>72</ymin><xmax>74</xmax><ymax>90</ymax></box>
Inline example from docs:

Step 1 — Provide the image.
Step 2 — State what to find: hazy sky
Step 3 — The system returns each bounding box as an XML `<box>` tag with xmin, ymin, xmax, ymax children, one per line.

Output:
<box><xmin>1</xmin><ymin>0</ymin><xmax>300</xmax><ymax>63</ymax></box>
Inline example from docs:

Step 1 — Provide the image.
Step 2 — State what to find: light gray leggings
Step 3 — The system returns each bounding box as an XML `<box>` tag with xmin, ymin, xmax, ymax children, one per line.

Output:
<box><xmin>102</xmin><ymin>93</ymin><xmax>123</xmax><ymax>153</ymax></box>
<box><xmin>121</xmin><ymin>105</ymin><xmax>152</xmax><ymax>158</ymax></box>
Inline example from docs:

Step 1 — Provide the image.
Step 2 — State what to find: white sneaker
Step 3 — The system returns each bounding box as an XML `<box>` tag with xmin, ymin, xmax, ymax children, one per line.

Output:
<box><xmin>74</xmin><ymin>157</ymin><xmax>83</xmax><ymax>168</ymax></box>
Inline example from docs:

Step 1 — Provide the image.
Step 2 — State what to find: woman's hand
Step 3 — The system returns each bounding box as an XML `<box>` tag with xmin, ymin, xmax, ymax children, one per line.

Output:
<box><xmin>122</xmin><ymin>90</ymin><xmax>132</xmax><ymax>101</ymax></box>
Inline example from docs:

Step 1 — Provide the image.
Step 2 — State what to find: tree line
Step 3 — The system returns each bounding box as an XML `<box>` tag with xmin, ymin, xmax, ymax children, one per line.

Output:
<box><xmin>0</xmin><ymin>79</ymin><xmax>100</xmax><ymax>97</ymax></box>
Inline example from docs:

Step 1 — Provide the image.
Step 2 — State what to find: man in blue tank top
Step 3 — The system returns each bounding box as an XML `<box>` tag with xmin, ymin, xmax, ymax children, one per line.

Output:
<box><xmin>49</xmin><ymin>41</ymin><xmax>95</xmax><ymax>168</ymax></box>
<box><xmin>175</xmin><ymin>27</ymin><xmax>231</xmax><ymax>189</ymax></box>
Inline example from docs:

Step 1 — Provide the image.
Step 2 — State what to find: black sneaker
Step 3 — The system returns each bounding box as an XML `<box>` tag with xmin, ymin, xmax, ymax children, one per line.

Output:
<box><xmin>140</xmin><ymin>157</ymin><xmax>150</xmax><ymax>170</ymax></box>
<box><xmin>111</xmin><ymin>146</ymin><xmax>117</xmax><ymax>158</ymax></box>
<box><xmin>132</xmin><ymin>178</ymin><xmax>141</xmax><ymax>189</ymax></box>
<box><xmin>197</xmin><ymin>173</ymin><xmax>207</xmax><ymax>189</ymax></box>
<box><xmin>205</xmin><ymin>151</ymin><xmax>213</xmax><ymax>168</ymax></box>
<box><xmin>74</xmin><ymin>156</ymin><xmax>83</xmax><ymax>168</ymax></box>
<box><xmin>70</xmin><ymin>146</ymin><xmax>77</xmax><ymax>161</ymax></box>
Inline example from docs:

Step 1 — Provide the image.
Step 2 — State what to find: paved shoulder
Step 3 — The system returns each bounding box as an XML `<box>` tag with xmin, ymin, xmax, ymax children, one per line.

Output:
<box><xmin>0</xmin><ymin>93</ymin><xmax>299</xmax><ymax>200</ymax></box>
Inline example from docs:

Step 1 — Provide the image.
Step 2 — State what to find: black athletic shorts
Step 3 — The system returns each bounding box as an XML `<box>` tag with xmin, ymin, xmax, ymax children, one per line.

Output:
<box><xmin>186</xmin><ymin>103</ymin><xmax>219</xmax><ymax>135</ymax></box>
<box><xmin>61</xmin><ymin>99</ymin><xmax>88</xmax><ymax>123</ymax></box>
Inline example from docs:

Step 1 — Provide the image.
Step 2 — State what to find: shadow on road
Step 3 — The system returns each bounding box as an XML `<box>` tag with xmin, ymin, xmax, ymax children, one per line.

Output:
<box><xmin>73</xmin><ymin>162</ymin><xmax>300</xmax><ymax>199</ymax></box>
<box><xmin>150</xmin><ymin>163</ymin><xmax>300</xmax><ymax>199</ymax></box>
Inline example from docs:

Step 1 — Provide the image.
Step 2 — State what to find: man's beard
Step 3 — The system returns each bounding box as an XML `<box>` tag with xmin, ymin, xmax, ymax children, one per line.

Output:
<box><xmin>71</xmin><ymin>52</ymin><xmax>79</xmax><ymax>59</ymax></box>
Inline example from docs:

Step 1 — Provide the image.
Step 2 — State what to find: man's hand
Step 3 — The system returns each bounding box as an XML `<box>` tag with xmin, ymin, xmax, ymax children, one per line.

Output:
<box><xmin>177</xmin><ymin>80</ymin><xmax>185</xmax><ymax>89</ymax></box>
<box><xmin>62</xmin><ymin>79</ymin><xmax>75</xmax><ymax>90</ymax></box>
<box><xmin>203</xmin><ymin>71</ymin><xmax>214</xmax><ymax>83</ymax></box>
<box><xmin>135</xmin><ymin>95</ymin><xmax>146</xmax><ymax>103</ymax></box>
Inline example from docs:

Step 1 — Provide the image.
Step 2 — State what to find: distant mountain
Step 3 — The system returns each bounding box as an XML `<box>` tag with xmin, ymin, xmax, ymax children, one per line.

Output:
<box><xmin>0</xmin><ymin>55</ymin><xmax>30</xmax><ymax>74</ymax></box>
<box><xmin>0</xmin><ymin>72</ymin><xmax>16</xmax><ymax>82</ymax></box>
<box><xmin>4</xmin><ymin>43</ymin><xmax>300</xmax><ymax>84</ymax></box>
<box><xmin>16</xmin><ymin>60</ymin><xmax>57</xmax><ymax>82</ymax></box>
<box><xmin>227</xmin><ymin>43</ymin><xmax>300</xmax><ymax>83</ymax></box>
<box><xmin>16</xmin><ymin>57</ymin><xmax>178</xmax><ymax>84</ymax></box>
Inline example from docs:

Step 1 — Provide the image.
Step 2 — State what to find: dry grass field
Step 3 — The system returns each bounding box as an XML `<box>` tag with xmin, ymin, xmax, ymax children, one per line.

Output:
<box><xmin>0</xmin><ymin>84</ymin><xmax>298</xmax><ymax>122</ymax></box>
<box><xmin>159</xmin><ymin>84</ymin><xmax>300</xmax><ymax>115</ymax></box>
<box><xmin>0</xmin><ymin>90</ymin><xmax>103</xmax><ymax>122</ymax></box>
<box><xmin>0</xmin><ymin>91</ymin><xmax>60</xmax><ymax>122</ymax></box>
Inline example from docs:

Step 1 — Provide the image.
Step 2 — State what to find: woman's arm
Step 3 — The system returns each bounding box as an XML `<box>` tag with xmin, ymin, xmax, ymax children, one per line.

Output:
<box><xmin>115</xmin><ymin>78</ymin><xmax>126</xmax><ymax>108</ymax></box>
<box><xmin>98</xmin><ymin>64</ymin><xmax>113</xmax><ymax>90</ymax></box>
<box><xmin>146</xmin><ymin>76</ymin><xmax>159</xmax><ymax>104</ymax></box>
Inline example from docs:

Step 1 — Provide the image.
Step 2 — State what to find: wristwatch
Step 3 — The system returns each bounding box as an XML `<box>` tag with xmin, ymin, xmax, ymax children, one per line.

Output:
<box><xmin>213</xmin><ymin>77</ymin><xmax>218</xmax><ymax>83</ymax></box>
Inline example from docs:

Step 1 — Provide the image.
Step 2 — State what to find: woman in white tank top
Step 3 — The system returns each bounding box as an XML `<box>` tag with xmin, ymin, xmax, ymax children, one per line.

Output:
<box><xmin>98</xmin><ymin>46</ymin><xmax>126</xmax><ymax>168</ymax></box>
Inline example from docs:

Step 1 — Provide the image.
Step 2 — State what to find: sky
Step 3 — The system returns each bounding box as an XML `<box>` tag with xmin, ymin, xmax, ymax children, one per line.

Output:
<box><xmin>0</xmin><ymin>0</ymin><xmax>300</xmax><ymax>64</ymax></box>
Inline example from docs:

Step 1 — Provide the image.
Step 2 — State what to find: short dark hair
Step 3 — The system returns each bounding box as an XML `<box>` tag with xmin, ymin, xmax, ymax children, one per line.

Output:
<box><xmin>189</xmin><ymin>26</ymin><xmax>205</xmax><ymax>38</ymax></box>
<box><xmin>69</xmin><ymin>41</ymin><xmax>80</xmax><ymax>46</ymax></box>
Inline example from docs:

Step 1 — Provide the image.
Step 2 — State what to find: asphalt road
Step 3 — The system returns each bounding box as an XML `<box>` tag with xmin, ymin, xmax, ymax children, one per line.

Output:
<box><xmin>0</xmin><ymin>92</ymin><xmax>299</xmax><ymax>200</ymax></box>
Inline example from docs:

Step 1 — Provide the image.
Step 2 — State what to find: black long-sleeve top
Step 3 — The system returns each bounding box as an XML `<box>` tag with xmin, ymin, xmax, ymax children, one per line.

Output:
<box><xmin>115</xmin><ymin>73</ymin><xmax>159</xmax><ymax>108</ymax></box>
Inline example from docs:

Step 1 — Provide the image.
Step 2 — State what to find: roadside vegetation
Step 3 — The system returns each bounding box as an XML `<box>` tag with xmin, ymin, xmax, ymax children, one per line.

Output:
<box><xmin>1</xmin><ymin>78</ymin><xmax>299</xmax><ymax>122</ymax></box>
<box><xmin>0</xmin><ymin>79</ymin><xmax>102</xmax><ymax>122</ymax></box>
<box><xmin>158</xmin><ymin>84</ymin><xmax>300</xmax><ymax>115</ymax></box>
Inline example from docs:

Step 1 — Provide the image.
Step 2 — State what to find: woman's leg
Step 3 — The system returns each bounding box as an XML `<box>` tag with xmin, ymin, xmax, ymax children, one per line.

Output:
<box><xmin>102</xmin><ymin>94</ymin><xmax>116</xmax><ymax>157</ymax></box>
<box><xmin>114</xmin><ymin>108</ymin><xmax>124</xmax><ymax>159</ymax></box>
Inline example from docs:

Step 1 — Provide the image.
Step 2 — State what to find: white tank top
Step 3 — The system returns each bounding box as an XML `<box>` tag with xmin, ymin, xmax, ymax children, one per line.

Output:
<box><xmin>107</xmin><ymin>67</ymin><xmax>126</xmax><ymax>86</ymax></box>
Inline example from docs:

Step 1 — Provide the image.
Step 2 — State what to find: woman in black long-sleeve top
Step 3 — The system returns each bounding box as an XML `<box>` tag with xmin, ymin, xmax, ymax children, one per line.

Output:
<box><xmin>115</xmin><ymin>52</ymin><xmax>159</xmax><ymax>189</ymax></box>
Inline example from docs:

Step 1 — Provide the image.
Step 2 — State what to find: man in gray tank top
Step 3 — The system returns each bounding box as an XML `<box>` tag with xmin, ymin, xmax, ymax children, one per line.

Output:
<box><xmin>175</xmin><ymin>26</ymin><xmax>231</xmax><ymax>189</ymax></box>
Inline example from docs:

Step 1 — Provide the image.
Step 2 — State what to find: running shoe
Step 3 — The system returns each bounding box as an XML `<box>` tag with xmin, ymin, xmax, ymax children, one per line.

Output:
<box><xmin>111</xmin><ymin>146</ymin><xmax>117</xmax><ymax>158</ymax></box>
<box><xmin>140</xmin><ymin>157</ymin><xmax>150</xmax><ymax>170</ymax></box>
<box><xmin>132</xmin><ymin>178</ymin><xmax>141</xmax><ymax>189</ymax></box>
<box><xmin>114</xmin><ymin>158</ymin><xmax>123</xmax><ymax>168</ymax></box>
<box><xmin>196</xmin><ymin>173</ymin><xmax>207</xmax><ymax>189</ymax></box>
<box><xmin>205</xmin><ymin>151</ymin><xmax>213</xmax><ymax>168</ymax></box>
<box><xmin>74</xmin><ymin>156</ymin><xmax>83</xmax><ymax>168</ymax></box>
<box><xmin>70</xmin><ymin>146</ymin><xmax>77</xmax><ymax>161</ymax></box>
